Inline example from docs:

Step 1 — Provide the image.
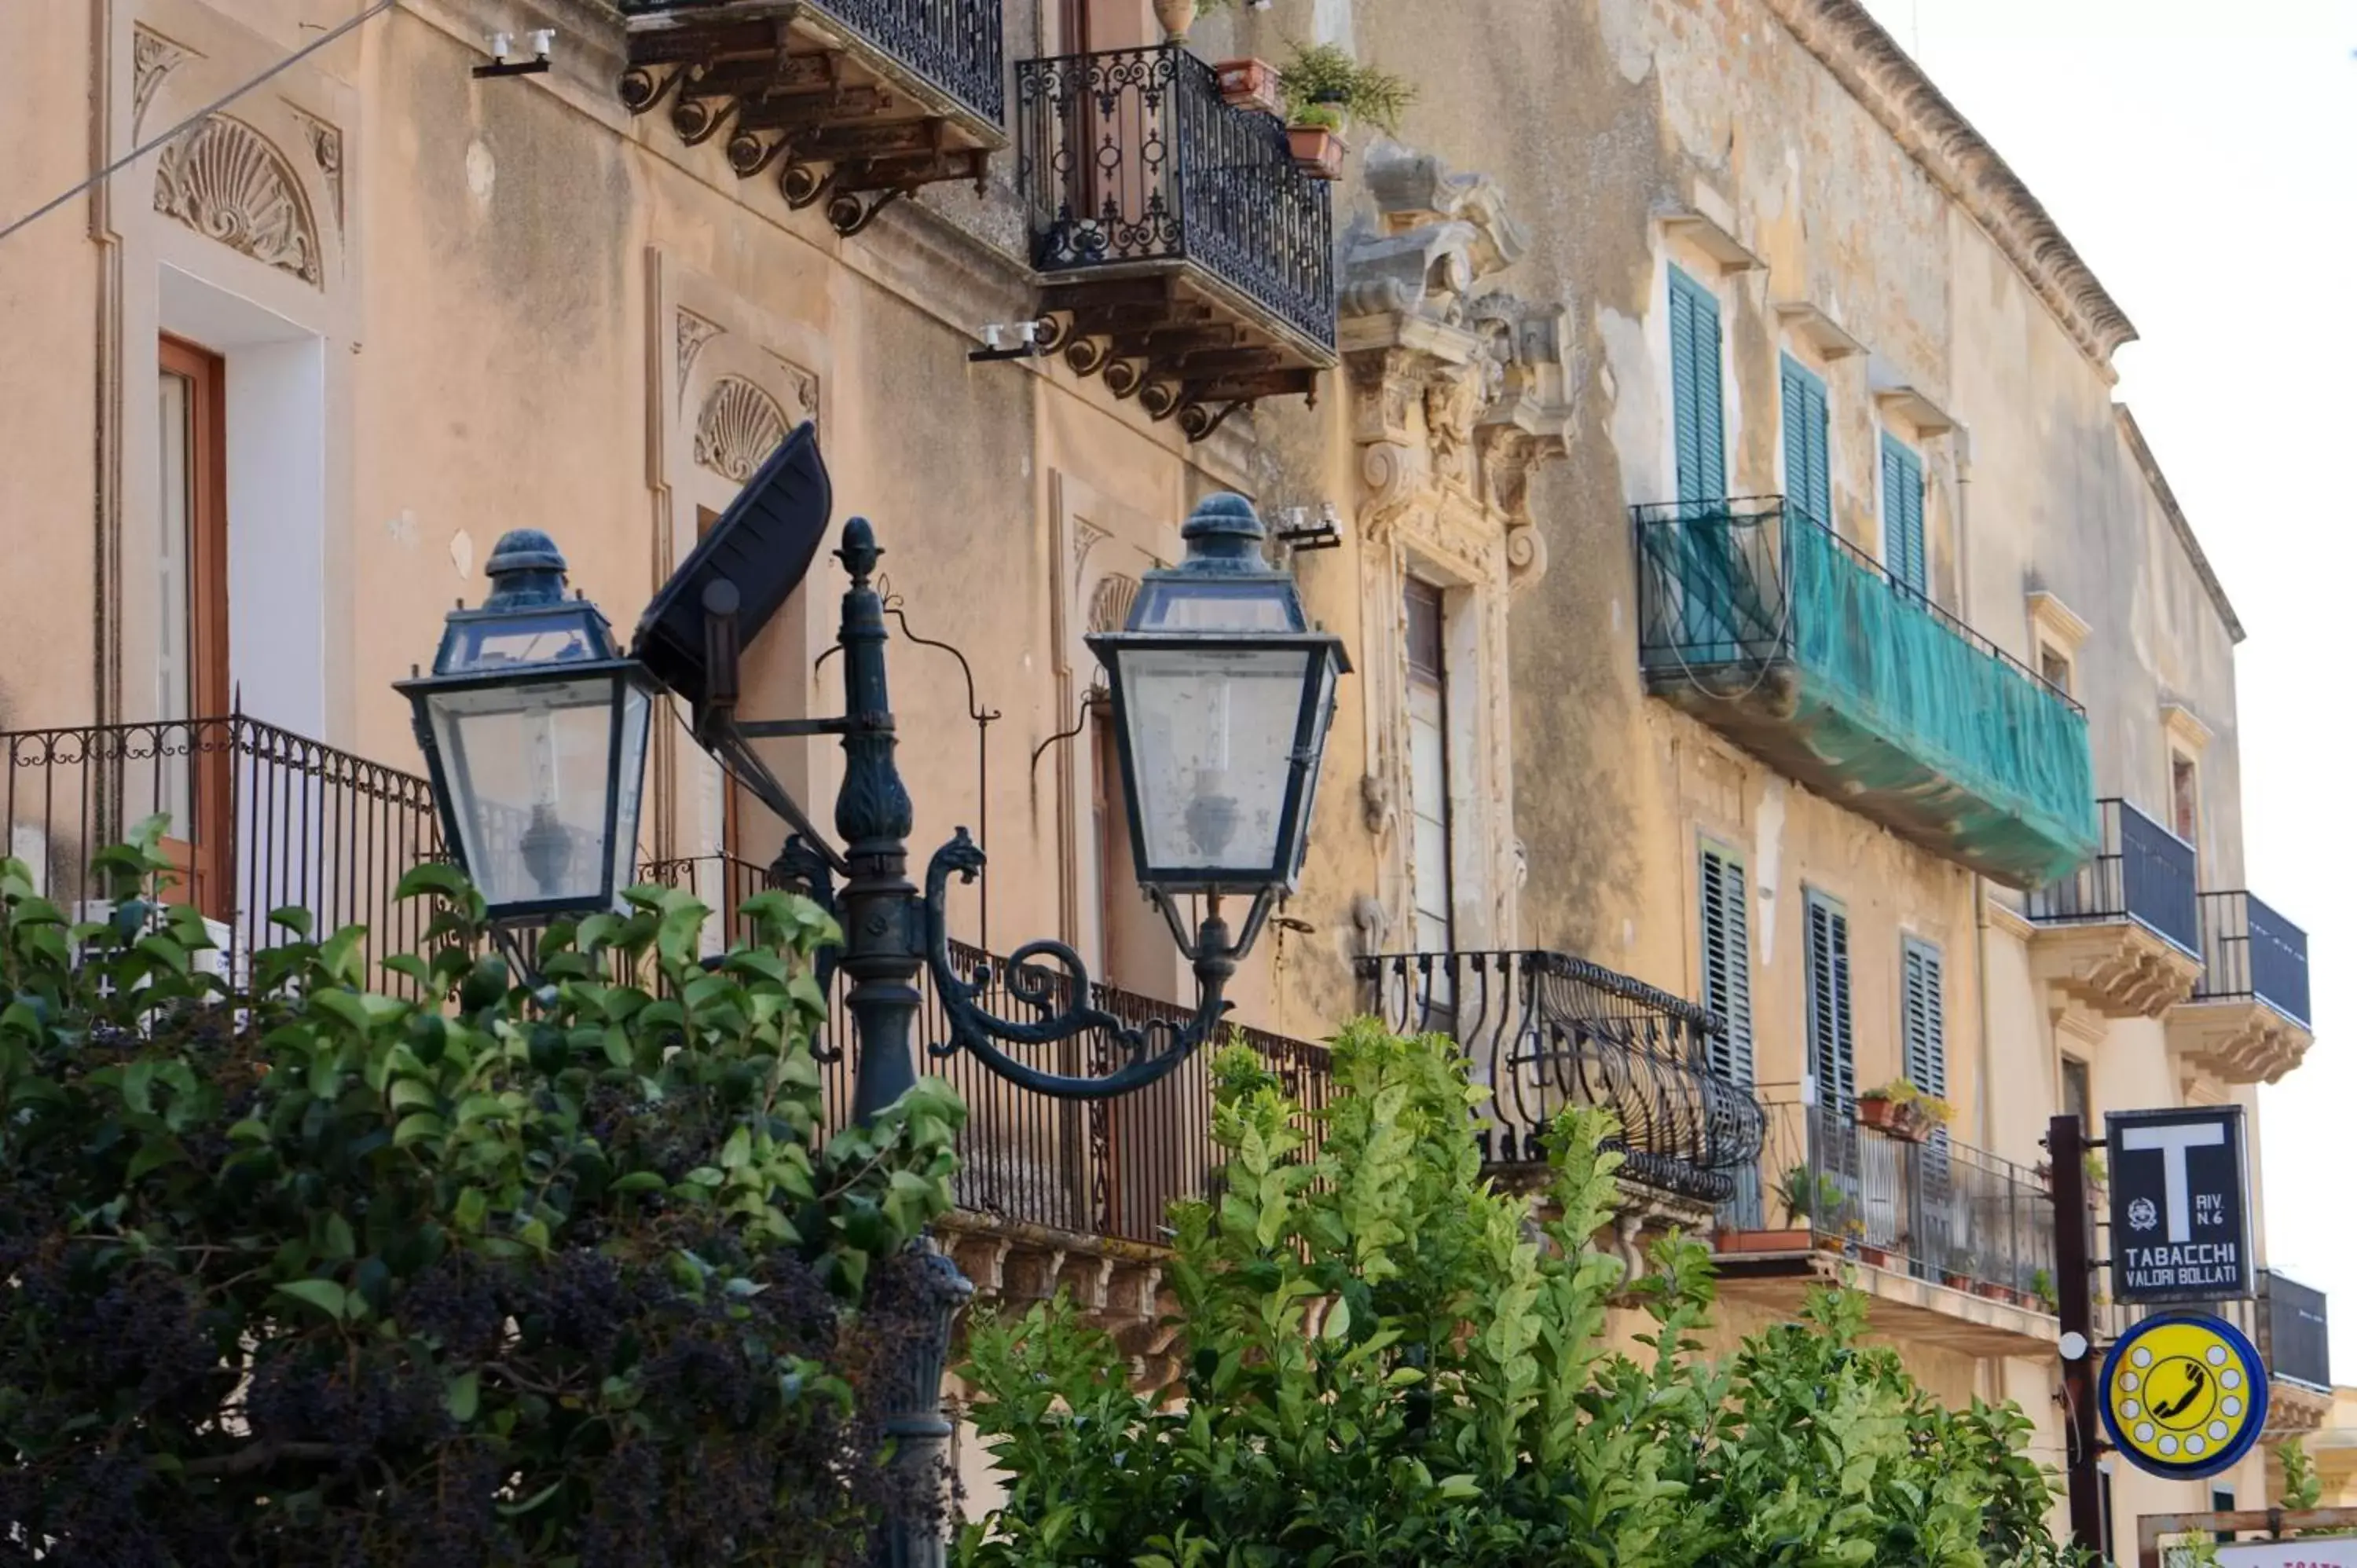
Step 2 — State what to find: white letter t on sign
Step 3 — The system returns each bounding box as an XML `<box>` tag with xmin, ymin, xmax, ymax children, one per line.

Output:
<box><xmin>2121</xmin><ymin>1123</ymin><xmax>2225</xmax><ymax>1244</ymax></box>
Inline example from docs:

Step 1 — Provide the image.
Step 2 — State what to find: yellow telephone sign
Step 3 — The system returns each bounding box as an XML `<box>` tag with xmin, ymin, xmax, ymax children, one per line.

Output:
<box><xmin>2098</xmin><ymin>1313</ymin><xmax>2269</xmax><ymax>1479</ymax></box>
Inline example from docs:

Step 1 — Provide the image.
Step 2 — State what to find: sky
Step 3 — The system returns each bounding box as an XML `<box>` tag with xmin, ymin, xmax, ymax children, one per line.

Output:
<box><xmin>1850</xmin><ymin>0</ymin><xmax>2357</xmax><ymax>1372</ymax></box>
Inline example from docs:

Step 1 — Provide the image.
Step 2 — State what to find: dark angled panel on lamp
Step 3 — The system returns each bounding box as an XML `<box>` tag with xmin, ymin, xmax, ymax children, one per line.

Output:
<box><xmin>630</xmin><ymin>421</ymin><xmax>831</xmax><ymax>709</ymax></box>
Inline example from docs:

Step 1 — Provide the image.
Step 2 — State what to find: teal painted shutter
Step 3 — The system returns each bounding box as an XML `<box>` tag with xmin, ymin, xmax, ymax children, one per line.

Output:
<box><xmin>1805</xmin><ymin>892</ymin><xmax>1855</xmax><ymax>1111</ymax></box>
<box><xmin>1670</xmin><ymin>267</ymin><xmax>1725</xmax><ymax>504</ymax></box>
<box><xmin>1901</xmin><ymin>938</ymin><xmax>1946</xmax><ymax>1099</ymax></box>
<box><xmin>1882</xmin><ymin>433</ymin><xmax>1926</xmax><ymax>594</ymax></box>
<box><xmin>1780</xmin><ymin>354</ymin><xmax>1831</xmax><ymax>526</ymax></box>
<box><xmin>1699</xmin><ymin>846</ymin><xmax>1754</xmax><ymax>1085</ymax></box>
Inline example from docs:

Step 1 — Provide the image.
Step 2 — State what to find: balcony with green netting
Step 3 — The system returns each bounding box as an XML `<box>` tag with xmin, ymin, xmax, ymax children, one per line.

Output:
<box><xmin>1633</xmin><ymin>496</ymin><xmax>2098</xmax><ymax>889</ymax></box>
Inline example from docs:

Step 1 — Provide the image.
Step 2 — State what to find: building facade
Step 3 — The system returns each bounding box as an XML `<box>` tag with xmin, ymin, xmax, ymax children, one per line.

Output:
<box><xmin>0</xmin><ymin>0</ymin><xmax>2319</xmax><ymax>1550</ymax></box>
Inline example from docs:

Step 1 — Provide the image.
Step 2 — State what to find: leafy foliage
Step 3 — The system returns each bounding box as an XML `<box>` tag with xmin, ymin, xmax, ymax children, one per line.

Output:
<box><xmin>1276</xmin><ymin>42</ymin><xmax>1416</xmax><ymax>135</ymax></box>
<box><xmin>0</xmin><ymin>824</ymin><xmax>963</xmax><ymax>1565</ymax></box>
<box><xmin>959</xmin><ymin>1021</ymin><xmax>2087</xmax><ymax>1567</ymax></box>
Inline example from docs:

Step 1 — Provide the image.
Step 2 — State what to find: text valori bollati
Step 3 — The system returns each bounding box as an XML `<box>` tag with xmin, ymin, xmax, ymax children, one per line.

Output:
<box><xmin>2117</xmin><ymin>1239</ymin><xmax>2241</xmax><ymax>1293</ymax></box>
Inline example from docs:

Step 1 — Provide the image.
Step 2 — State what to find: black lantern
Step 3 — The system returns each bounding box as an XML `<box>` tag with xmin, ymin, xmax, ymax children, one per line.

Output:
<box><xmin>1087</xmin><ymin>493</ymin><xmax>1348</xmax><ymax>905</ymax></box>
<box><xmin>397</xmin><ymin>529</ymin><xmax>658</xmax><ymax>921</ymax></box>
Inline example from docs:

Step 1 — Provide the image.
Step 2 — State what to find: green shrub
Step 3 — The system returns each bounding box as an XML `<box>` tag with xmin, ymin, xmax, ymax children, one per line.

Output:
<box><xmin>0</xmin><ymin>821</ymin><xmax>962</xmax><ymax>1564</ymax></box>
<box><xmin>959</xmin><ymin>1020</ymin><xmax>2085</xmax><ymax>1566</ymax></box>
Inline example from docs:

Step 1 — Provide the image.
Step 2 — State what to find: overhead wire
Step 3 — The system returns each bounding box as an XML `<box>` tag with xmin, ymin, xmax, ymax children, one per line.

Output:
<box><xmin>0</xmin><ymin>0</ymin><xmax>398</xmax><ymax>251</ymax></box>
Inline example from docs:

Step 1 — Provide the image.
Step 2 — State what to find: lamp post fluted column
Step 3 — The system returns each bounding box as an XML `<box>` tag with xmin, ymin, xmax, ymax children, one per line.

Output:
<box><xmin>827</xmin><ymin>518</ymin><xmax>969</xmax><ymax>1568</ymax></box>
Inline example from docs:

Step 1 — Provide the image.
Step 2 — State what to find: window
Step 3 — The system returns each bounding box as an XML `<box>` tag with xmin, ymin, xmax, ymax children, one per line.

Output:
<box><xmin>2211</xmin><ymin>1486</ymin><xmax>2235</xmax><ymax>1545</ymax></box>
<box><xmin>1405</xmin><ymin>578</ymin><xmax>1453</xmax><ymax>957</ymax></box>
<box><xmin>2040</xmin><ymin>647</ymin><xmax>2073</xmax><ymax>697</ymax></box>
<box><xmin>156</xmin><ymin>335</ymin><xmax>232</xmax><ymax>920</ymax></box>
<box><xmin>1699</xmin><ymin>844</ymin><xmax>1754</xmax><ymax>1085</ymax></box>
<box><xmin>1805</xmin><ymin>891</ymin><xmax>1855</xmax><ymax>1111</ymax></box>
<box><xmin>1901</xmin><ymin>937</ymin><xmax>1947</xmax><ymax>1105</ymax></box>
<box><xmin>2061</xmin><ymin>1055</ymin><xmax>2091</xmax><ymax>1133</ymax></box>
<box><xmin>2171</xmin><ymin>752</ymin><xmax>2200</xmax><ymax>848</ymax></box>
<box><xmin>1880</xmin><ymin>432</ymin><xmax>1926</xmax><ymax>595</ymax></box>
<box><xmin>1668</xmin><ymin>266</ymin><xmax>1725</xmax><ymax>504</ymax></box>
<box><xmin>1779</xmin><ymin>354</ymin><xmax>1831</xmax><ymax>526</ymax></box>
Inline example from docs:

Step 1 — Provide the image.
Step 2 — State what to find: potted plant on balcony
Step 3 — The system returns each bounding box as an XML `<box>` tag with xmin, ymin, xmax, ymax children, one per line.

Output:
<box><xmin>1716</xmin><ymin>1164</ymin><xmax>1834</xmax><ymax>1255</ymax></box>
<box><xmin>1277</xmin><ymin>42</ymin><xmax>1415</xmax><ymax>181</ymax></box>
<box><xmin>1941</xmin><ymin>1252</ymin><xmax>1978</xmax><ymax>1293</ymax></box>
<box><xmin>2029</xmin><ymin>1267</ymin><xmax>2060</xmax><ymax>1314</ymax></box>
<box><xmin>1857</xmin><ymin>1078</ymin><xmax>1949</xmax><ymax>1143</ymax></box>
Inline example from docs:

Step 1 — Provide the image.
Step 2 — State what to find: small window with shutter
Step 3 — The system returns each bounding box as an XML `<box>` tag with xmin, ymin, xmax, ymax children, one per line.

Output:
<box><xmin>1901</xmin><ymin>936</ymin><xmax>1947</xmax><ymax>1102</ymax></box>
<box><xmin>1880</xmin><ymin>431</ymin><xmax>1927</xmax><ymax>597</ymax></box>
<box><xmin>1780</xmin><ymin>354</ymin><xmax>1831</xmax><ymax>528</ymax></box>
<box><xmin>1669</xmin><ymin>266</ymin><xmax>1726</xmax><ymax>505</ymax></box>
<box><xmin>1805</xmin><ymin>891</ymin><xmax>1855</xmax><ymax>1112</ymax></box>
<box><xmin>1699</xmin><ymin>844</ymin><xmax>1753</xmax><ymax>1086</ymax></box>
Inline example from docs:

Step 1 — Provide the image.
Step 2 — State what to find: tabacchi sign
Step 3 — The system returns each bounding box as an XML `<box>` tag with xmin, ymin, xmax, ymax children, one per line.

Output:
<box><xmin>2108</xmin><ymin>1106</ymin><xmax>2251</xmax><ymax>1305</ymax></box>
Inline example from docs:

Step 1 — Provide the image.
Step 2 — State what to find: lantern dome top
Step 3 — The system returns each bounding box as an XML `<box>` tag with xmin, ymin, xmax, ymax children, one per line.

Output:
<box><xmin>1178</xmin><ymin>493</ymin><xmax>1267</xmax><ymax>567</ymax></box>
<box><xmin>484</xmin><ymin>528</ymin><xmax>570</xmax><ymax>610</ymax></box>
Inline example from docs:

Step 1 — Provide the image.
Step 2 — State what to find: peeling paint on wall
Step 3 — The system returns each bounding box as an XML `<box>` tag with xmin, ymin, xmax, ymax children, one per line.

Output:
<box><xmin>1755</xmin><ymin>777</ymin><xmax>1786</xmax><ymax>968</ymax></box>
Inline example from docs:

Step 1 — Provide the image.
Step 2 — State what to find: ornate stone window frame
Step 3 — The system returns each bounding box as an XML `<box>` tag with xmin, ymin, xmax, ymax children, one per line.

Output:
<box><xmin>1340</xmin><ymin>147</ymin><xmax>1570</xmax><ymax>956</ymax></box>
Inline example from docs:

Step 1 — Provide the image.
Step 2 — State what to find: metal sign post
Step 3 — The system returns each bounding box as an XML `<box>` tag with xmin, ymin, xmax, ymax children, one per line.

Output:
<box><xmin>2051</xmin><ymin>1113</ymin><xmax>2106</xmax><ymax>1555</ymax></box>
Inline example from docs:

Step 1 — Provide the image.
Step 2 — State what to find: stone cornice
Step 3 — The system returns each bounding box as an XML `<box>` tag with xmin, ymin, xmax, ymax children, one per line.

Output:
<box><xmin>1758</xmin><ymin>0</ymin><xmax>2137</xmax><ymax>371</ymax></box>
<box><xmin>2115</xmin><ymin>405</ymin><xmax>2245</xmax><ymax>643</ymax></box>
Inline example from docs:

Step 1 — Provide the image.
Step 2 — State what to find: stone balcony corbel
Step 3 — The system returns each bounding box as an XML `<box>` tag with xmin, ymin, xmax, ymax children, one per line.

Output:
<box><xmin>2028</xmin><ymin>920</ymin><xmax>2201</xmax><ymax>1022</ymax></box>
<box><xmin>2167</xmin><ymin>997</ymin><xmax>2312</xmax><ymax>1089</ymax></box>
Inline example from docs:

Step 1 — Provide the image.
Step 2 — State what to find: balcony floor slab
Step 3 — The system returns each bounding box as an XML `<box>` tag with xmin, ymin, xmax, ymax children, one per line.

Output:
<box><xmin>2167</xmin><ymin>997</ymin><xmax>2313</xmax><ymax>1087</ymax></box>
<box><xmin>1713</xmin><ymin>1246</ymin><xmax>2062</xmax><ymax>1357</ymax></box>
<box><xmin>2029</xmin><ymin>918</ymin><xmax>2201</xmax><ymax>1021</ymax></box>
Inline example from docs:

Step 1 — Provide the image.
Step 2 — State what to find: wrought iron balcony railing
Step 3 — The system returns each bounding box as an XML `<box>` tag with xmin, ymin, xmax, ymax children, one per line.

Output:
<box><xmin>618</xmin><ymin>0</ymin><xmax>1003</xmax><ymax>128</ymax></box>
<box><xmin>0</xmin><ymin>715</ymin><xmax>444</xmax><ymax>982</ymax></box>
<box><xmin>649</xmin><ymin>854</ymin><xmax>1332</xmax><ymax>1246</ymax></box>
<box><xmin>2192</xmin><ymin>889</ymin><xmax>2312</xmax><ymax>1028</ymax></box>
<box><xmin>2260</xmin><ymin>1268</ymin><xmax>2332</xmax><ymax>1391</ymax></box>
<box><xmin>2028</xmin><ymin>797</ymin><xmax>2199</xmax><ymax>954</ymax></box>
<box><xmin>1633</xmin><ymin>496</ymin><xmax>2099</xmax><ymax>889</ymax></box>
<box><xmin>1014</xmin><ymin>44</ymin><xmax>1336</xmax><ymax>438</ymax></box>
<box><xmin>1357</xmin><ymin>949</ymin><xmax>1768</xmax><ymax>1205</ymax></box>
<box><xmin>1723</xmin><ymin>1088</ymin><xmax>2057</xmax><ymax>1306</ymax></box>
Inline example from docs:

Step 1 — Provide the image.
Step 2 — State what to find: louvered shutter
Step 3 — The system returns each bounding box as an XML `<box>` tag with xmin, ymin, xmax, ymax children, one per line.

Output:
<box><xmin>1882</xmin><ymin>433</ymin><xmax>1926</xmax><ymax>595</ymax></box>
<box><xmin>1806</xmin><ymin>892</ymin><xmax>1855</xmax><ymax>1111</ymax></box>
<box><xmin>1670</xmin><ymin>267</ymin><xmax>1725</xmax><ymax>504</ymax></box>
<box><xmin>1780</xmin><ymin>355</ymin><xmax>1831</xmax><ymax>526</ymax></box>
<box><xmin>1699</xmin><ymin>846</ymin><xmax>1754</xmax><ymax>1085</ymax></box>
<box><xmin>1901</xmin><ymin>938</ymin><xmax>1947</xmax><ymax>1100</ymax></box>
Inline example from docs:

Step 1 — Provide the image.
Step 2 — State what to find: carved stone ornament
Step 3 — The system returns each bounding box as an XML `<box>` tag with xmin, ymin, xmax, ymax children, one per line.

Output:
<box><xmin>288</xmin><ymin>104</ymin><xmax>343</xmax><ymax>233</ymax></box>
<box><xmin>675</xmin><ymin>310</ymin><xmax>724</xmax><ymax>394</ymax></box>
<box><xmin>1087</xmin><ymin>573</ymin><xmax>1139</xmax><ymax>636</ymax></box>
<box><xmin>133</xmin><ymin>27</ymin><xmax>194</xmax><ymax>139</ymax></box>
<box><xmin>692</xmin><ymin>376</ymin><xmax>790</xmax><ymax>481</ymax></box>
<box><xmin>154</xmin><ymin>116</ymin><xmax>322</xmax><ymax>286</ymax></box>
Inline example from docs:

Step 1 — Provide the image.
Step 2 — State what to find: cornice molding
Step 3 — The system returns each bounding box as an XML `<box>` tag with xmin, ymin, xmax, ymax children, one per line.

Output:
<box><xmin>2115</xmin><ymin>405</ymin><xmax>2245</xmax><ymax>643</ymax></box>
<box><xmin>1758</xmin><ymin>0</ymin><xmax>2136</xmax><ymax>371</ymax></box>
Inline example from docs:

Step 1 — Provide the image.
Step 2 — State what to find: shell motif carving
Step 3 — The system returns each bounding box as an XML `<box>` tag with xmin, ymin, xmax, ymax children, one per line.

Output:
<box><xmin>692</xmin><ymin>376</ymin><xmax>790</xmax><ymax>482</ymax></box>
<box><xmin>1087</xmin><ymin>573</ymin><xmax>1138</xmax><ymax>636</ymax></box>
<box><xmin>153</xmin><ymin>116</ymin><xmax>322</xmax><ymax>286</ymax></box>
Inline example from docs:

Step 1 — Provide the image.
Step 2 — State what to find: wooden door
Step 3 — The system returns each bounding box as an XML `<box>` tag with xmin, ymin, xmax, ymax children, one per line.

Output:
<box><xmin>157</xmin><ymin>335</ymin><xmax>233</xmax><ymax>922</ymax></box>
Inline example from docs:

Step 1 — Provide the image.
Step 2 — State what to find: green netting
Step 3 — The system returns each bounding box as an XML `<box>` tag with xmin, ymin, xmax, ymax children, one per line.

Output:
<box><xmin>1783</xmin><ymin>518</ymin><xmax>2096</xmax><ymax>884</ymax></box>
<box><xmin>1637</xmin><ymin>503</ymin><xmax>2098</xmax><ymax>887</ymax></box>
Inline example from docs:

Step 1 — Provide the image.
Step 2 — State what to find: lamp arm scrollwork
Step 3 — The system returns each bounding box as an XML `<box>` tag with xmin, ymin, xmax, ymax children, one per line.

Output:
<box><xmin>920</xmin><ymin>827</ymin><xmax>1232</xmax><ymax>1100</ymax></box>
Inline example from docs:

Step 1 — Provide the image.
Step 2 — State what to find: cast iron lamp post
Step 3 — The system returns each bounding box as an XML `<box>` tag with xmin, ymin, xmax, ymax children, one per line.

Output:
<box><xmin>403</xmin><ymin>478</ymin><xmax>1345</xmax><ymax>1565</ymax></box>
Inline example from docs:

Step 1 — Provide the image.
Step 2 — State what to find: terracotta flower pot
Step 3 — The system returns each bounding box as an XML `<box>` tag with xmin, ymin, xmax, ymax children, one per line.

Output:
<box><xmin>1287</xmin><ymin>125</ymin><xmax>1347</xmax><ymax>180</ymax></box>
<box><xmin>1215</xmin><ymin>58</ymin><xmax>1283</xmax><ymax>116</ymax></box>
<box><xmin>1153</xmin><ymin>0</ymin><xmax>1197</xmax><ymax>42</ymax></box>
<box><xmin>1941</xmin><ymin>1272</ymin><xmax>1974</xmax><ymax>1291</ymax></box>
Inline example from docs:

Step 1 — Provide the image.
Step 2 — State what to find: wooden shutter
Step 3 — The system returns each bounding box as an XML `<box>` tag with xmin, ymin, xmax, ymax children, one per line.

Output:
<box><xmin>1901</xmin><ymin>937</ymin><xmax>1947</xmax><ymax>1099</ymax></box>
<box><xmin>1699</xmin><ymin>845</ymin><xmax>1754</xmax><ymax>1084</ymax></box>
<box><xmin>1881</xmin><ymin>433</ymin><xmax>1926</xmax><ymax>595</ymax></box>
<box><xmin>1780</xmin><ymin>354</ymin><xmax>1831</xmax><ymax>526</ymax></box>
<box><xmin>1805</xmin><ymin>892</ymin><xmax>1855</xmax><ymax>1110</ymax></box>
<box><xmin>1670</xmin><ymin>267</ymin><xmax>1725</xmax><ymax>505</ymax></box>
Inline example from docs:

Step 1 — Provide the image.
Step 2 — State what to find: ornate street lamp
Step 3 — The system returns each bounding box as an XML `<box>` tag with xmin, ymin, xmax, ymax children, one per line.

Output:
<box><xmin>401</xmin><ymin>429</ymin><xmax>1346</xmax><ymax>1566</ymax></box>
<box><xmin>396</xmin><ymin>529</ymin><xmax>658</xmax><ymax>921</ymax></box>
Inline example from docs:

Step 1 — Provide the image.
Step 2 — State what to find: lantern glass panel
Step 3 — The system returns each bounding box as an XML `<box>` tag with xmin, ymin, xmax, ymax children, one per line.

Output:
<box><xmin>607</xmin><ymin>682</ymin><xmax>652</xmax><ymax>897</ymax></box>
<box><xmin>1287</xmin><ymin>649</ymin><xmax>1340</xmax><ymax>882</ymax></box>
<box><xmin>426</xmin><ymin>675</ymin><xmax>626</xmax><ymax>910</ymax></box>
<box><xmin>1119</xmin><ymin>645</ymin><xmax>1314</xmax><ymax>878</ymax></box>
